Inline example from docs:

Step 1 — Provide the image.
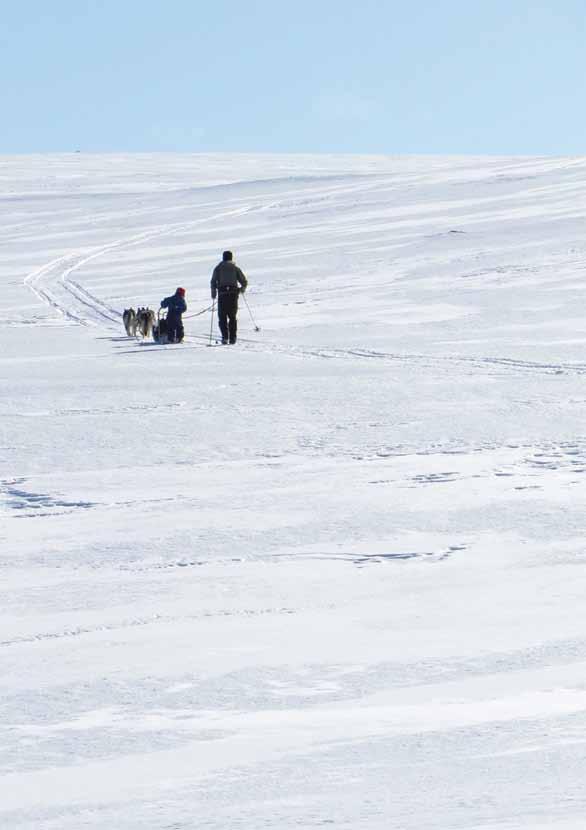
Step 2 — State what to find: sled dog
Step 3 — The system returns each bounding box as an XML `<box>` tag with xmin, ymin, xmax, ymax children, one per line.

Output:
<box><xmin>122</xmin><ymin>308</ymin><xmax>137</xmax><ymax>337</ymax></box>
<box><xmin>136</xmin><ymin>307</ymin><xmax>155</xmax><ymax>338</ymax></box>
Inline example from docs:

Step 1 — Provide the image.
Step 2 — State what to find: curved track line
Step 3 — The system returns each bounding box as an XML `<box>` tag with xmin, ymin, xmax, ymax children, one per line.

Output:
<box><xmin>23</xmin><ymin>205</ymin><xmax>254</xmax><ymax>328</ymax></box>
<box><xmin>22</xmin><ymin>173</ymin><xmax>389</xmax><ymax>329</ymax></box>
<box><xmin>23</xmin><ymin>181</ymin><xmax>584</xmax><ymax>379</ymax></box>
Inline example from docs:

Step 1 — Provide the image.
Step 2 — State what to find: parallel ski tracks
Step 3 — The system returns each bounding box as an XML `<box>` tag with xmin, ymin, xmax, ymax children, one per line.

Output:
<box><xmin>21</xmin><ymin>175</ymin><xmax>382</xmax><ymax>329</ymax></box>
<box><xmin>23</xmin><ymin>198</ymin><xmax>586</xmax><ymax>379</ymax></box>
<box><xmin>0</xmin><ymin>605</ymin><xmax>296</xmax><ymax>649</ymax></box>
<box><xmin>181</xmin><ymin>333</ymin><xmax>586</xmax><ymax>377</ymax></box>
<box><xmin>23</xmin><ymin>205</ymin><xmax>253</xmax><ymax>328</ymax></box>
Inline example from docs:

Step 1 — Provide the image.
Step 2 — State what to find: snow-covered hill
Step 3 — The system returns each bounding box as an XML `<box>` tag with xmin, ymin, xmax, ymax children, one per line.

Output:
<box><xmin>2</xmin><ymin>153</ymin><xmax>586</xmax><ymax>829</ymax></box>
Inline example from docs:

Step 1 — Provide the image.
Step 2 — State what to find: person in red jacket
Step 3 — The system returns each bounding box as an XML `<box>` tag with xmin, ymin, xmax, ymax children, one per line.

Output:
<box><xmin>210</xmin><ymin>252</ymin><xmax>248</xmax><ymax>344</ymax></box>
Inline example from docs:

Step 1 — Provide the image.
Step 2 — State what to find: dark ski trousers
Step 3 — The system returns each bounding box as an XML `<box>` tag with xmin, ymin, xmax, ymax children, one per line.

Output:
<box><xmin>217</xmin><ymin>289</ymin><xmax>239</xmax><ymax>343</ymax></box>
<box><xmin>167</xmin><ymin>315</ymin><xmax>184</xmax><ymax>343</ymax></box>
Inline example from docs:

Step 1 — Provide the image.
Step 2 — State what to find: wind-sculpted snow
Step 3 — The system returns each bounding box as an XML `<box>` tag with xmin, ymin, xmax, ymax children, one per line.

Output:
<box><xmin>2</xmin><ymin>154</ymin><xmax>586</xmax><ymax>829</ymax></box>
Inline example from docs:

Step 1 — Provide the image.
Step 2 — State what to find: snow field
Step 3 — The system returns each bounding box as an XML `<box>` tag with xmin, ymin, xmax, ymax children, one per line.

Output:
<box><xmin>2</xmin><ymin>153</ymin><xmax>586</xmax><ymax>828</ymax></box>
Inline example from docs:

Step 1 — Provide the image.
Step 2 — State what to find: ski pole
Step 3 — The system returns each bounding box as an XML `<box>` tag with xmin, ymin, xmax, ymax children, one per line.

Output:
<box><xmin>208</xmin><ymin>298</ymin><xmax>215</xmax><ymax>346</ymax></box>
<box><xmin>242</xmin><ymin>292</ymin><xmax>260</xmax><ymax>332</ymax></box>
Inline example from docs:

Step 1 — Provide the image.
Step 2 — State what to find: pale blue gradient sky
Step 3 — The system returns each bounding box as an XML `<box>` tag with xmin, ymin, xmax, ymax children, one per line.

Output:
<box><xmin>1</xmin><ymin>0</ymin><xmax>584</xmax><ymax>154</ymax></box>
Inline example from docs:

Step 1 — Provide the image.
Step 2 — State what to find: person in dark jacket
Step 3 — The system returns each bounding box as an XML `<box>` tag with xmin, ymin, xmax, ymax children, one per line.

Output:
<box><xmin>160</xmin><ymin>287</ymin><xmax>187</xmax><ymax>343</ymax></box>
<box><xmin>210</xmin><ymin>251</ymin><xmax>248</xmax><ymax>344</ymax></box>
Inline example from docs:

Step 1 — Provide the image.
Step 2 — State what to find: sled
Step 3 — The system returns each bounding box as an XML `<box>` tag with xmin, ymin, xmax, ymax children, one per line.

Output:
<box><xmin>152</xmin><ymin>309</ymin><xmax>170</xmax><ymax>344</ymax></box>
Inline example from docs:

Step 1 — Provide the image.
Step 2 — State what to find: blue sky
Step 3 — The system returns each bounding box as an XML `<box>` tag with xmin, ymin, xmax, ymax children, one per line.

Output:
<box><xmin>2</xmin><ymin>0</ymin><xmax>584</xmax><ymax>154</ymax></box>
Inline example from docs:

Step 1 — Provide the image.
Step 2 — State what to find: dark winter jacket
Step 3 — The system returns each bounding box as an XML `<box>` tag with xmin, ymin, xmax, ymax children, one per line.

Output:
<box><xmin>210</xmin><ymin>261</ymin><xmax>248</xmax><ymax>299</ymax></box>
<box><xmin>161</xmin><ymin>293</ymin><xmax>187</xmax><ymax>319</ymax></box>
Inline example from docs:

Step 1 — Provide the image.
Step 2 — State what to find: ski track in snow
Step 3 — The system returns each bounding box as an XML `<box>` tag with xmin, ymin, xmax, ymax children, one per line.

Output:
<box><xmin>22</xmin><ymin>204</ymin><xmax>257</xmax><ymax>328</ymax></box>
<box><xmin>5</xmin><ymin>155</ymin><xmax>586</xmax><ymax>829</ymax></box>
<box><xmin>20</xmin><ymin>166</ymin><xmax>586</xmax><ymax>378</ymax></box>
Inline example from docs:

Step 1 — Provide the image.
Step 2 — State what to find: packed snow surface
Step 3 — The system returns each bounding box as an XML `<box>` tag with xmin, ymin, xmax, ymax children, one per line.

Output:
<box><xmin>2</xmin><ymin>153</ymin><xmax>586</xmax><ymax>829</ymax></box>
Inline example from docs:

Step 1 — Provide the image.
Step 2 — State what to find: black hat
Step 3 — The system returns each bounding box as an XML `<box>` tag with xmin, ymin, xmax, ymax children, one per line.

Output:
<box><xmin>222</xmin><ymin>250</ymin><xmax>233</xmax><ymax>261</ymax></box>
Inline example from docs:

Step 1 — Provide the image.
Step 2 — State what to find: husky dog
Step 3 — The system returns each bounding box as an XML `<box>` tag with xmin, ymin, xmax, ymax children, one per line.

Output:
<box><xmin>136</xmin><ymin>307</ymin><xmax>155</xmax><ymax>338</ymax></box>
<box><xmin>122</xmin><ymin>308</ymin><xmax>137</xmax><ymax>336</ymax></box>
